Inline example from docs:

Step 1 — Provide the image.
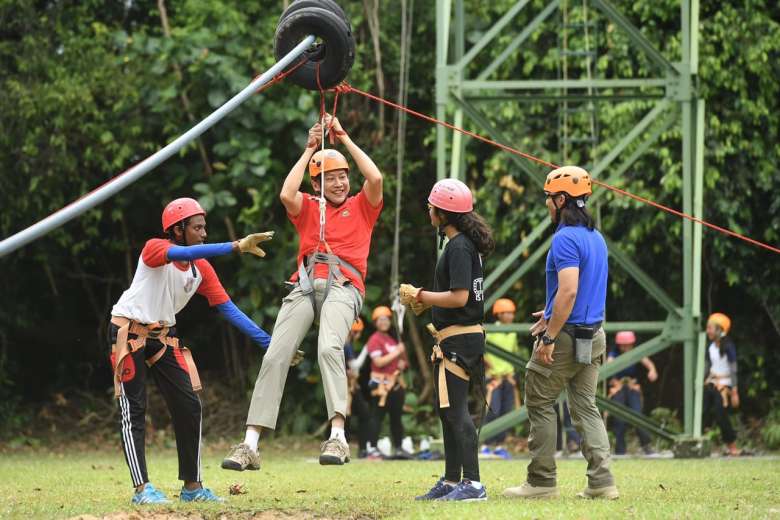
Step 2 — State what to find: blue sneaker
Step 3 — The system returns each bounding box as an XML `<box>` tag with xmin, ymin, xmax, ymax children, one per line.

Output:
<box><xmin>437</xmin><ymin>480</ymin><xmax>488</xmax><ymax>502</ymax></box>
<box><xmin>493</xmin><ymin>447</ymin><xmax>512</xmax><ymax>460</ymax></box>
<box><xmin>415</xmin><ymin>477</ymin><xmax>455</xmax><ymax>500</ymax></box>
<box><xmin>131</xmin><ymin>483</ymin><xmax>171</xmax><ymax>505</ymax></box>
<box><xmin>180</xmin><ymin>486</ymin><xmax>224</xmax><ymax>502</ymax></box>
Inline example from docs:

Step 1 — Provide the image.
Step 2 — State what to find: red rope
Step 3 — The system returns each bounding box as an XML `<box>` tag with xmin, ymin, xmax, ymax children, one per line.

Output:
<box><xmin>254</xmin><ymin>57</ymin><xmax>309</xmax><ymax>95</ymax></box>
<box><xmin>315</xmin><ymin>64</ymin><xmax>344</xmax><ymax>144</ymax></box>
<box><xmin>335</xmin><ymin>82</ymin><xmax>780</xmax><ymax>256</ymax></box>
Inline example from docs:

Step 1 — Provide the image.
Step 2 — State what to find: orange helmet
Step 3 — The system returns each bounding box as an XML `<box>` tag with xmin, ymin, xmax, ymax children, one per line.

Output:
<box><xmin>351</xmin><ymin>318</ymin><xmax>364</xmax><ymax>333</ymax></box>
<box><xmin>492</xmin><ymin>298</ymin><xmax>516</xmax><ymax>315</ymax></box>
<box><xmin>372</xmin><ymin>306</ymin><xmax>393</xmax><ymax>321</ymax></box>
<box><xmin>707</xmin><ymin>313</ymin><xmax>731</xmax><ymax>335</ymax></box>
<box><xmin>544</xmin><ymin>165</ymin><xmax>592</xmax><ymax>198</ymax></box>
<box><xmin>309</xmin><ymin>149</ymin><xmax>349</xmax><ymax>178</ymax></box>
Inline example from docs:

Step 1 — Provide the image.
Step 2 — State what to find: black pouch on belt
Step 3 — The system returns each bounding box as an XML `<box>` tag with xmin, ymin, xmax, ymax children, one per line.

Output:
<box><xmin>574</xmin><ymin>325</ymin><xmax>595</xmax><ymax>364</ymax></box>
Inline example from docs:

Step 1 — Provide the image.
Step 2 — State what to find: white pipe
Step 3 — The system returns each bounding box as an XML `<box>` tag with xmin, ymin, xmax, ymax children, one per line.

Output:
<box><xmin>0</xmin><ymin>35</ymin><xmax>316</xmax><ymax>258</ymax></box>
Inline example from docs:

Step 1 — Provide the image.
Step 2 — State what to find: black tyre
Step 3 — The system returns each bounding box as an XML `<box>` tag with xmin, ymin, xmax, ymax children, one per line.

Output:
<box><xmin>274</xmin><ymin>6</ymin><xmax>355</xmax><ymax>91</ymax></box>
<box><xmin>279</xmin><ymin>0</ymin><xmax>349</xmax><ymax>30</ymax></box>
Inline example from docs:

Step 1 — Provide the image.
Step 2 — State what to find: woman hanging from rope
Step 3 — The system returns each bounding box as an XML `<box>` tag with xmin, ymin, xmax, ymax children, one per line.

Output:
<box><xmin>222</xmin><ymin>113</ymin><xmax>383</xmax><ymax>469</ymax></box>
<box><xmin>400</xmin><ymin>178</ymin><xmax>494</xmax><ymax>502</ymax></box>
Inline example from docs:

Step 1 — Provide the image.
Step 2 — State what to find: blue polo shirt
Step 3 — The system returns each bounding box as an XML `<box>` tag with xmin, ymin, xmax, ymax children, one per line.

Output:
<box><xmin>544</xmin><ymin>224</ymin><xmax>608</xmax><ymax>325</ymax></box>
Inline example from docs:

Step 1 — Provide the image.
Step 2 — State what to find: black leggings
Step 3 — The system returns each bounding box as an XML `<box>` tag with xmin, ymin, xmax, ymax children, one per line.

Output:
<box><xmin>370</xmin><ymin>387</ymin><xmax>405</xmax><ymax>449</ymax></box>
<box><xmin>435</xmin><ymin>364</ymin><xmax>480</xmax><ymax>482</ymax></box>
<box><xmin>703</xmin><ymin>384</ymin><xmax>736</xmax><ymax>443</ymax></box>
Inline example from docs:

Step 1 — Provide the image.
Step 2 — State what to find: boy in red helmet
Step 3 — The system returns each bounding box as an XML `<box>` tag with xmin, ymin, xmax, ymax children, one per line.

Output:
<box><xmin>109</xmin><ymin>197</ymin><xmax>275</xmax><ymax>504</ymax></box>
<box><xmin>223</xmin><ymin>114</ymin><xmax>383</xmax><ymax>469</ymax></box>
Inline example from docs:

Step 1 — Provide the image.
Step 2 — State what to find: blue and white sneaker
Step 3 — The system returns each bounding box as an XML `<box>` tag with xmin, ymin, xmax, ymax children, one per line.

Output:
<box><xmin>437</xmin><ymin>480</ymin><xmax>488</xmax><ymax>502</ymax></box>
<box><xmin>180</xmin><ymin>486</ymin><xmax>224</xmax><ymax>502</ymax></box>
<box><xmin>415</xmin><ymin>477</ymin><xmax>455</xmax><ymax>500</ymax></box>
<box><xmin>131</xmin><ymin>483</ymin><xmax>171</xmax><ymax>505</ymax></box>
<box><xmin>493</xmin><ymin>447</ymin><xmax>511</xmax><ymax>460</ymax></box>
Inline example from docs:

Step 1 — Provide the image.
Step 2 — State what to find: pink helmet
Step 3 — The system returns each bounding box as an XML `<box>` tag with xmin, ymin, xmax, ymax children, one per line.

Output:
<box><xmin>615</xmin><ymin>331</ymin><xmax>636</xmax><ymax>346</ymax></box>
<box><xmin>162</xmin><ymin>198</ymin><xmax>206</xmax><ymax>231</ymax></box>
<box><xmin>428</xmin><ymin>178</ymin><xmax>473</xmax><ymax>213</ymax></box>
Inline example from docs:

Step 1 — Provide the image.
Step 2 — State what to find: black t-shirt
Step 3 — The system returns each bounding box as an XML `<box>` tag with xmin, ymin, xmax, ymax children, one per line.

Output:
<box><xmin>432</xmin><ymin>233</ymin><xmax>485</xmax><ymax>330</ymax></box>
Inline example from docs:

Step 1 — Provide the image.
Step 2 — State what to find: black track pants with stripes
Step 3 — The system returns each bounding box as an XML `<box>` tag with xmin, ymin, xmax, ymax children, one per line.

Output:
<box><xmin>110</xmin><ymin>324</ymin><xmax>202</xmax><ymax>487</ymax></box>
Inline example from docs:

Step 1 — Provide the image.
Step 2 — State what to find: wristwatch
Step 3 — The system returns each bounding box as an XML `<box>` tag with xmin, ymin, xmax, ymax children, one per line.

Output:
<box><xmin>541</xmin><ymin>333</ymin><xmax>556</xmax><ymax>346</ymax></box>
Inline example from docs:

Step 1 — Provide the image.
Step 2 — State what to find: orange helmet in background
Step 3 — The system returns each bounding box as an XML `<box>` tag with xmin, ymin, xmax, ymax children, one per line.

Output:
<box><xmin>351</xmin><ymin>318</ymin><xmax>364</xmax><ymax>333</ymax></box>
<box><xmin>492</xmin><ymin>298</ymin><xmax>516</xmax><ymax>316</ymax></box>
<box><xmin>371</xmin><ymin>306</ymin><xmax>393</xmax><ymax>321</ymax></box>
<box><xmin>544</xmin><ymin>165</ymin><xmax>592</xmax><ymax>198</ymax></box>
<box><xmin>309</xmin><ymin>149</ymin><xmax>349</xmax><ymax>178</ymax></box>
<box><xmin>707</xmin><ymin>313</ymin><xmax>731</xmax><ymax>335</ymax></box>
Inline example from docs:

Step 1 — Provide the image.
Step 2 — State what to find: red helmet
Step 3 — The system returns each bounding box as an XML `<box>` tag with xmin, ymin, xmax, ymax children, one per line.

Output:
<box><xmin>162</xmin><ymin>198</ymin><xmax>206</xmax><ymax>232</ymax></box>
<box><xmin>615</xmin><ymin>331</ymin><xmax>636</xmax><ymax>345</ymax></box>
<box><xmin>428</xmin><ymin>178</ymin><xmax>473</xmax><ymax>213</ymax></box>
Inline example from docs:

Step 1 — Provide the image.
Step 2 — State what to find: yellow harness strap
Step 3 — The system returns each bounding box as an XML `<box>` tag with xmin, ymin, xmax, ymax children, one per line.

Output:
<box><xmin>370</xmin><ymin>370</ymin><xmax>405</xmax><ymax>407</ymax></box>
<box><xmin>110</xmin><ymin>316</ymin><xmax>202</xmax><ymax>398</ymax></box>
<box><xmin>427</xmin><ymin>324</ymin><xmax>484</xmax><ymax>408</ymax></box>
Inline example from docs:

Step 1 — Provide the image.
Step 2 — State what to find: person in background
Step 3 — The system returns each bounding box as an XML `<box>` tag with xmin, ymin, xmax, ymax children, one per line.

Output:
<box><xmin>606</xmin><ymin>330</ymin><xmax>657</xmax><ymax>456</ymax></box>
<box><xmin>704</xmin><ymin>313</ymin><xmax>742</xmax><ymax>456</ymax></box>
<box><xmin>344</xmin><ymin>318</ymin><xmax>373</xmax><ymax>458</ymax></box>
<box><xmin>481</xmin><ymin>298</ymin><xmax>523</xmax><ymax>460</ymax></box>
<box><xmin>366</xmin><ymin>306</ymin><xmax>407</xmax><ymax>458</ymax></box>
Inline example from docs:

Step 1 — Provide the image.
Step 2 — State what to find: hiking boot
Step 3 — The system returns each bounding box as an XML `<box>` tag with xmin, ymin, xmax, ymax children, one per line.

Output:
<box><xmin>437</xmin><ymin>480</ymin><xmax>487</xmax><ymax>502</ymax></box>
<box><xmin>221</xmin><ymin>443</ymin><xmax>260</xmax><ymax>471</ymax></box>
<box><xmin>415</xmin><ymin>477</ymin><xmax>455</xmax><ymax>501</ymax></box>
<box><xmin>180</xmin><ymin>486</ymin><xmax>224</xmax><ymax>502</ymax></box>
<box><xmin>131</xmin><ymin>483</ymin><xmax>171</xmax><ymax>505</ymax></box>
<box><xmin>577</xmin><ymin>485</ymin><xmax>620</xmax><ymax>500</ymax></box>
<box><xmin>503</xmin><ymin>482</ymin><xmax>560</xmax><ymax>499</ymax></box>
<box><xmin>319</xmin><ymin>438</ymin><xmax>350</xmax><ymax>465</ymax></box>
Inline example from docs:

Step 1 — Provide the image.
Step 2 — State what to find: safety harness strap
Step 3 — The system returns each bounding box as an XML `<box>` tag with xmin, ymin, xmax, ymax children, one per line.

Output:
<box><xmin>426</xmin><ymin>324</ymin><xmax>484</xmax><ymax>408</ymax></box>
<box><xmin>297</xmin><ymin>249</ymin><xmax>363</xmax><ymax>315</ymax></box>
<box><xmin>110</xmin><ymin>316</ymin><xmax>202</xmax><ymax>398</ymax></box>
<box><xmin>370</xmin><ymin>370</ymin><xmax>406</xmax><ymax>407</ymax></box>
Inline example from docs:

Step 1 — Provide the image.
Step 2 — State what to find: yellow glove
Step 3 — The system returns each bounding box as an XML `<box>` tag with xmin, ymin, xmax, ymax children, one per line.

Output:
<box><xmin>409</xmin><ymin>300</ymin><xmax>431</xmax><ymax>316</ymax></box>
<box><xmin>238</xmin><ymin>231</ymin><xmax>274</xmax><ymax>257</ymax></box>
<box><xmin>399</xmin><ymin>283</ymin><xmax>421</xmax><ymax>305</ymax></box>
<box><xmin>290</xmin><ymin>349</ymin><xmax>305</xmax><ymax>367</ymax></box>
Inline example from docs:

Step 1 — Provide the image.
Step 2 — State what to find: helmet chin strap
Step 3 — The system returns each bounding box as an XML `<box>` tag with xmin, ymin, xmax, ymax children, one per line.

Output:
<box><xmin>176</xmin><ymin>219</ymin><xmax>197</xmax><ymax>278</ymax></box>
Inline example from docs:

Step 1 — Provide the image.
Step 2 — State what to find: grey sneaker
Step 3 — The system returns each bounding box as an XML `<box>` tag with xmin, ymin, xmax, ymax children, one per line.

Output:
<box><xmin>577</xmin><ymin>485</ymin><xmax>619</xmax><ymax>500</ymax></box>
<box><xmin>503</xmin><ymin>482</ymin><xmax>560</xmax><ymax>499</ymax></box>
<box><xmin>221</xmin><ymin>443</ymin><xmax>260</xmax><ymax>471</ymax></box>
<box><xmin>319</xmin><ymin>438</ymin><xmax>350</xmax><ymax>465</ymax></box>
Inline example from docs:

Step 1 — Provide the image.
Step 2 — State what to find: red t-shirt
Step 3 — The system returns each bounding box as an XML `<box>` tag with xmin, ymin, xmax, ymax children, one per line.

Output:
<box><xmin>367</xmin><ymin>331</ymin><xmax>401</xmax><ymax>375</ymax></box>
<box><xmin>288</xmin><ymin>190</ymin><xmax>383</xmax><ymax>294</ymax></box>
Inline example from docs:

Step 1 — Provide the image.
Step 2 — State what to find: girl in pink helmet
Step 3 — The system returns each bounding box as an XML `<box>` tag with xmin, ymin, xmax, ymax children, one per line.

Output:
<box><xmin>109</xmin><ymin>198</ymin><xmax>275</xmax><ymax>504</ymax></box>
<box><xmin>400</xmin><ymin>178</ymin><xmax>495</xmax><ymax>502</ymax></box>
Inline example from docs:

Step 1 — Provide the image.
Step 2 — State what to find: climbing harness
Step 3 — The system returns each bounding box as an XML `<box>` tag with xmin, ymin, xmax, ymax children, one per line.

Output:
<box><xmin>426</xmin><ymin>323</ymin><xmax>484</xmax><ymax>408</ymax></box>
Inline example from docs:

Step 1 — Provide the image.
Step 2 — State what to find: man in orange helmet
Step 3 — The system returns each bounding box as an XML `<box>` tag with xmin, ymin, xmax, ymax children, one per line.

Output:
<box><xmin>704</xmin><ymin>313</ymin><xmax>742</xmax><ymax>456</ymax></box>
<box><xmin>223</xmin><ymin>114</ymin><xmax>383</xmax><ymax>469</ymax></box>
<box><xmin>504</xmin><ymin>166</ymin><xmax>617</xmax><ymax>500</ymax></box>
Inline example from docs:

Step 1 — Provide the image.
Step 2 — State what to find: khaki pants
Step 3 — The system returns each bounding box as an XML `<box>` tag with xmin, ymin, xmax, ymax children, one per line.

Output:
<box><xmin>524</xmin><ymin>328</ymin><xmax>614</xmax><ymax>488</ymax></box>
<box><xmin>246</xmin><ymin>279</ymin><xmax>362</xmax><ymax>429</ymax></box>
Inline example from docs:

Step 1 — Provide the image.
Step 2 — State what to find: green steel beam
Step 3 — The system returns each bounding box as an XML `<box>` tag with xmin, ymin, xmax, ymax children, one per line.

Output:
<box><xmin>682</xmin><ymin>99</ymin><xmax>694</xmax><ymax>436</ymax></box>
<box><xmin>454</xmin><ymin>0</ymin><xmax>532</xmax><ymax>72</ymax></box>
<box><xmin>484</xmin><ymin>217</ymin><xmax>551</xmax><ymax>290</ymax></box>
<box><xmin>461</xmin><ymin>78</ymin><xmax>671</xmax><ymax>90</ymax></box>
<box><xmin>480</xmin><ymin>341</ymin><xmax>679</xmax><ymax>441</ymax></box>
<box><xmin>692</xmin><ymin>98</ymin><xmax>705</xmax><ymax>437</ymax></box>
<box><xmin>477</xmin><ymin>0</ymin><xmax>561</xmax><ymax>80</ymax></box>
<box><xmin>604</xmin><ymin>237</ymin><xmax>681</xmax><ymax>317</ymax></box>
<box><xmin>484</xmin><ymin>321</ymin><xmax>667</xmax><ymax>334</ymax></box>
<box><xmin>467</xmin><ymin>93</ymin><xmax>666</xmax><ymax>102</ymax></box>
<box><xmin>436</xmin><ymin>0</ymin><xmax>451</xmax><ymax>180</ymax></box>
<box><xmin>449</xmin><ymin>0</ymin><xmax>466</xmax><ymax>181</ymax></box>
<box><xmin>591</xmin><ymin>0</ymin><xmax>679</xmax><ymax>75</ymax></box>
<box><xmin>485</xmin><ymin>234</ymin><xmax>553</xmax><ymax>310</ymax></box>
<box><xmin>452</xmin><ymin>95</ymin><xmax>543</xmax><ymax>188</ymax></box>
<box><xmin>599</xmin><ymin>333</ymin><xmax>673</xmax><ymax>381</ymax></box>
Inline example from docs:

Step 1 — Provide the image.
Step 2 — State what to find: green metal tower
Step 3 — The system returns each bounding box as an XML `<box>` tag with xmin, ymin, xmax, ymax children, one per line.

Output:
<box><xmin>435</xmin><ymin>0</ymin><xmax>706</xmax><ymax>448</ymax></box>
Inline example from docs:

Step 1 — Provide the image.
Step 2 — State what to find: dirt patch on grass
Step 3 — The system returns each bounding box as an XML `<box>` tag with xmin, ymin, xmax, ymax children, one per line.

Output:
<box><xmin>69</xmin><ymin>510</ymin><xmax>343</xmax><ymax>520</ymax></box>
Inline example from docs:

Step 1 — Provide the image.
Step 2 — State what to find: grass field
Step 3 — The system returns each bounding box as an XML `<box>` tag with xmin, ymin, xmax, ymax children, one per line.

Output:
<box><xmin>1</xmin><ymin>445</ymin><xmax>779</xmax><ymax>519</ymax></box>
